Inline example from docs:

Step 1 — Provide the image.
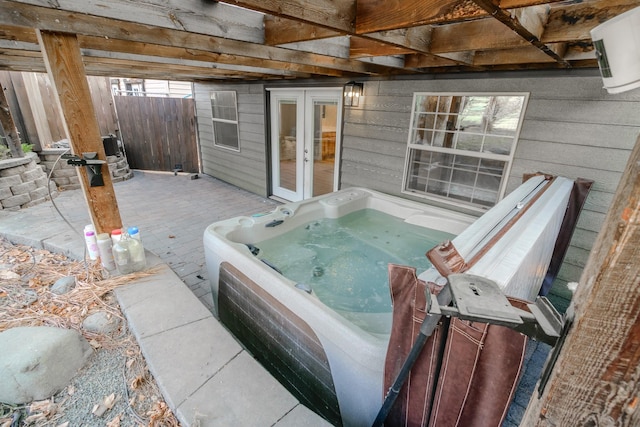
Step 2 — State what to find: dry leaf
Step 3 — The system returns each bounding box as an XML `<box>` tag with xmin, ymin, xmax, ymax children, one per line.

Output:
<box><xmin>67</xmin><ymin>385</ymin><xmax>75</xmax><ymax>396</ymax></box>
<box><xmin>56</xmin><ymin>422</ymin><xmax>70</xmax><ymax>427</ymax></box>
<box><xmin>92</xmin><ymin>393</ymin><xmax>119</xmax><ymax>417</ymax></box>
<box><xmin>24</xmin><ymin>413</ymin><xmax>46</xmax><ymax>424</ymax></box>
<box><xmin>89</xmin><ymin>339</ymin><xmax>102</xmax><ymax>349</ymax></box>
<box><xmin>29</xmin><ymin>399</ymin><xmax>57</xmax><ymax>415</ymax></box>
<box><xmin>130</xmin><ymin>375</ymin><xmax>145</xmax><ymax>390</ymax></box>
<box><xmin>106</xmin><ymin>414</ymin><xmax>121</xmax><ymax>427</ymax></box>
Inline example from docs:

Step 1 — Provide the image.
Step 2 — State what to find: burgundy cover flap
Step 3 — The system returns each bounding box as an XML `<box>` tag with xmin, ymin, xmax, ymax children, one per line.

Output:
<box><xmin>384</xmin><ymin>265</ymin><xmax>528</xmax><ymax>427</ymax></box>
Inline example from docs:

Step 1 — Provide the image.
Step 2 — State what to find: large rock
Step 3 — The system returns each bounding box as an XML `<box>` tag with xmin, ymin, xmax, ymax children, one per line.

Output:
<box><xmin>0</xmin><ymin>326</ymin><xmax>92</xmax><ymax>404</ymax></box>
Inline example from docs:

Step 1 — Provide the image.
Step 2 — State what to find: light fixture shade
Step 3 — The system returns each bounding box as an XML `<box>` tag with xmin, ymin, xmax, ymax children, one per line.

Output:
<box><xmin>344</xmin><ymin>81</ymin><xmax>364</xmax><ymax>107</ymax></box>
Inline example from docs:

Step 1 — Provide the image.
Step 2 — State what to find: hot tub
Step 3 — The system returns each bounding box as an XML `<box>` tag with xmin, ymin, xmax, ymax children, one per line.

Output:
<box><xmin>204</xmin><ymin>188</ymin><xmax>474</xmax><ymax>426</ymax></box>
<box><xmin>203</xmin><ymin>177</ymin><xmax>573</xmax><ymax>426</ymax></box>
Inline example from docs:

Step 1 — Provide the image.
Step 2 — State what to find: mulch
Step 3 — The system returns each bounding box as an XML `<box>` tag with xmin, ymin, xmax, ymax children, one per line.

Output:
<box><xmin>0</xmin><ymin>237</ymin><xmax>180</xmax><ymax>427</ymax></box>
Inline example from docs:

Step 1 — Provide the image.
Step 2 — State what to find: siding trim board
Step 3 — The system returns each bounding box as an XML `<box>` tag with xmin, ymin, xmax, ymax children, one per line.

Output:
<box><xmin>194</xmin><ymin>72</ymin><xmax>640</xmax><ymax>310</ymax></box>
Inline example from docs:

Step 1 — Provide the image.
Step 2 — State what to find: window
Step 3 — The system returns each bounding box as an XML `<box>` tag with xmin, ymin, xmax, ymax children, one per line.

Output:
<box><xmin>211</xmin><ymin>91</ymin><xmax>240</xmax><ymax>151</ymax></box>
<box><xmin>403</xmin><ymin>93</ymin><xmax>528</xmax><ymax>210</ymax></box>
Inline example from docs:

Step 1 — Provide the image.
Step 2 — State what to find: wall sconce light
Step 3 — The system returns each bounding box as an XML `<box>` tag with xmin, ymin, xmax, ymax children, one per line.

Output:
<box><xmin>344</xmin><ymin>81</ymin><xmax>364</xmax><ymax>107</ymax></box>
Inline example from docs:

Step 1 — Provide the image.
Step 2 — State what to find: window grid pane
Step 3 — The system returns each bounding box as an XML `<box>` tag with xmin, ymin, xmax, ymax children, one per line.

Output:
<box><xmin>405</xmin><ymin>93</ymin><xmax>526</xmax><ymax>209</ymax></box>
<box><xmin>211</xmin><ymin>91</ymin><xmax>240</xmax><ymax>151</ymax></box>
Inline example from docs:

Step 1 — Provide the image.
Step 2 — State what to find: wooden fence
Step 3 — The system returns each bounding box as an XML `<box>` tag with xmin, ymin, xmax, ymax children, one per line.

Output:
<box><xmin>114</xmin><ymin>95</ymin><xmax>198</xmax><ymax>173</ymax></box>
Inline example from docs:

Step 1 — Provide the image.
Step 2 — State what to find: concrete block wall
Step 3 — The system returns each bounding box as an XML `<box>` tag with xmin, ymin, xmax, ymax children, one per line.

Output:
<box><xmin>0</xmin><ymin>152</ymin><xmax>58</xmax><ymax>210</ymax></box>
<box><xmin>39</xmin><ymin>148</ymin><xmax>133</xmax><ymax>191</ymax></box>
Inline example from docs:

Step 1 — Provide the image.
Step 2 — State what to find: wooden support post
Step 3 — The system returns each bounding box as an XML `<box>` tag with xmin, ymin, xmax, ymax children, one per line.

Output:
<box><xmin>522</xmin><ymin>133</ymin><xmax>640</xmax><ymax>425</ymax></box>
<box><xmin>0</xmin><ymin>82</ymin><xmax>25</xmax><ymax>158</ymax></box>
<box><xmin>36</xmin><ymin>29</ymin><xmax>122</xmax><ymax>235</ymax></box>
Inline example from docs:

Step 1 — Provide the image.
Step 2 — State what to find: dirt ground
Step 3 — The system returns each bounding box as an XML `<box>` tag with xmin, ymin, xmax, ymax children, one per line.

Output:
<box><xmin>0</xmin><ymin>237</ymin><xmax>180</xmax><ymax>427</ymax></box>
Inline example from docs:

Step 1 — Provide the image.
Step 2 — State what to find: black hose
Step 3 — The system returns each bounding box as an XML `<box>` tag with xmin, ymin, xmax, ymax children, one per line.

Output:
<box><xmin>371</xmin><ymin>312</ymin><xmax>442</xmax><ymax>427</ymax></box>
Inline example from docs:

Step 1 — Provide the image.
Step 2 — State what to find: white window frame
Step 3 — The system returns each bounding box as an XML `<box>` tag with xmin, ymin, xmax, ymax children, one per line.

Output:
<box><xmin>402</xmin><ymin>92</ymin><xmax>529</xmax><ymax>211</ymax></box>
<box><xmin>211</xmin><ymin>91</ymin><xmax>240</xmax><ymax>152</ymax></box>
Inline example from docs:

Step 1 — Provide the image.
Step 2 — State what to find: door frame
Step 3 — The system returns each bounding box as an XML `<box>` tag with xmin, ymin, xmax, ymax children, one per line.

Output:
<box><xmin>267</xmin><ymin>87</ymin><xmax>344</xmax><ymax>201</ymax></box>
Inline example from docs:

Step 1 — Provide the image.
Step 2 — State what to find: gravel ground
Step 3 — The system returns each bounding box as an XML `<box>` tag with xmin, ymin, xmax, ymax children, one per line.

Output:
<box><xmin>0</xmin><ymin>238</ymin><xmax>179</xmax><ymax>427</ymax></box>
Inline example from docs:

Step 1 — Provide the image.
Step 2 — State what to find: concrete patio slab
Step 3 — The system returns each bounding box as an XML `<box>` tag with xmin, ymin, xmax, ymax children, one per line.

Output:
<box><xmin>137</xmin><ymin>316</ymin><xmax>243</xmax><ymax>411</ymax></box>
<box><xmin>175</xmin><ymin>351</ymin><xmax>299</xmax><ymax>427</ymax></box>
<box><xmin>115</xmin><ymin>274</ymin><xmax>212</xmax><ymax>339</ymax></box>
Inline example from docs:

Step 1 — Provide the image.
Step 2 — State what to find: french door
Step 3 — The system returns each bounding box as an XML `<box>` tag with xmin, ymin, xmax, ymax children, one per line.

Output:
<box><xmin>269</xmin><ymin>88</ymin><xmax>343</xmax><ymax>202</ymax></box>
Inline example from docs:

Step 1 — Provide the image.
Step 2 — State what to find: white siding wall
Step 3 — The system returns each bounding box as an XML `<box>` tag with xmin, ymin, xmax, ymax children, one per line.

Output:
<box><xmin>194</xmin><ymin>72</ymin><xmax>640</xmax><ymax>309</ymax></box>
<box><xmin>194</xmin><ymin>82</ymin><xmax>267</xmax><ymax>196</ymax></box>
<box><xmin>340</xmin><ymin>73</ymin><xmax>640</xmax><ymax>309</ymax></box>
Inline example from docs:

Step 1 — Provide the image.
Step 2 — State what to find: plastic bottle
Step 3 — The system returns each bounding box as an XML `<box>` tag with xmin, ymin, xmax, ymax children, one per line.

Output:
<box><xmin>111</xmin><ymin>228</ymin><xmax>122</xmax><ymax>245</ymax></box>
<box><xmin>84</xmin><ymin>230</ymin><xmax>100</xmax><ymax>260</ymax></box>
<box><xmin>112</xmin><ymin>231</ymin><xmax>146</xmax><ymax>274</ymax></box>
<box><xmin>127</xmin><ymin>226</ymin><xmax>141</xmax><ymax>241</ymax></box>
<box><xmin>96</xmin><ymin>233</ymin><xmax>117</xmax><ymax>271</ymax></box>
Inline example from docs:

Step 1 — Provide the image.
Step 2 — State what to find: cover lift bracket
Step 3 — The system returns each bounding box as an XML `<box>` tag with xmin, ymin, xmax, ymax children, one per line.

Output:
<box><xmin>372</xmin><ymin>273</ymin><xmax>565</xmax><ymax>427</ymax></box>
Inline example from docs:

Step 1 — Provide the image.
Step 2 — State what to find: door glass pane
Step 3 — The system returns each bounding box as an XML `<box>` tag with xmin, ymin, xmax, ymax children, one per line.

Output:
<box><xmin>278</xmin><ymin>100</ymin><xmax>297</xmax><ymax>192</ymax></box>
<box><xmin>312</xmin><ymin>100</ymin><xmax>337</xmax><ymax>196</ymax></box>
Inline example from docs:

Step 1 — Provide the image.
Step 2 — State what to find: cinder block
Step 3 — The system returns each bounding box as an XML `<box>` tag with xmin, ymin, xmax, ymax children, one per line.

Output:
<box><xmin>39</xmin><ymin>161</ymin><xmax>56</xmax><ymax>172</ymax></box>
<box><xmin>52</xmin><ymin>168</ymin><xmax>78</xmax><ymax>178</ymax></box>
<box><xmin>0</xmin><ymin>175</ymin><xmax>23</xmax><ymax>190</ymax></box>
<box><xmin>53</xmin><ymin>177</ymin><xmax>70</xmax><ymax>186</ymax></box>
<box><xmin>0</xmin><ymin>165</ymin><xmax>25</xmax><ymax>177</ymax></box>
<box><xmin>0</xmin><ymin>187</ymin><xmax>12</xmax><ymax>199</ymax></box>
<box><xmin>29</xmin><ymin>186</ymin><xmax>50</xmax><ymax>200</ymax></box>
<box><xmin>21</xmin><ymin>167</ymin><xmax>46</xmax><ymax>182</ymax></box>
<box><xmin>1</xmin><ymin>193</ymin><xmax>31</xmax><ymax>209</ymax></box>
<box><xmin>23</xmin><ymin>161</ymin><xmax>38</xmax><ymax>171</ymax></box>
<box><xmin>113</xmin><ymin>167</ymin><xmax>130</xmax><ymax>177</ymax></box>
<box><xmin>11</xmin><ymin>181</ymin><xmax>37</xmax><ymax>196</ymax></box>
<box><xmin>34</xmin><ymin>177</ymin><xmax>48</xmax><ymax>187</ymax></box>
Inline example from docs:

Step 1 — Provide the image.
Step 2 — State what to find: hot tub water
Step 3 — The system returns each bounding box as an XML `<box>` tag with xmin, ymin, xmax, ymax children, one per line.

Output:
<box><xmin>257</xmin><ymin>209</ymin><xmax>453</xmax><ymax>313</ymax></box>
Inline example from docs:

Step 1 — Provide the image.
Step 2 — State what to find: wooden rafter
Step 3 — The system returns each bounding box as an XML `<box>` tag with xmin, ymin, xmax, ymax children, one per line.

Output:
<box><xmin>470</xmin><ymin>0</ymin><xmax>570</xmax><ymax>67</ymax></box>
<box><xmin>0</xmin><ymin>0</ymin><xmax>635</xmax><ymax>79</ymax></box>
<box><xmin>0</xmin><ymin>0</ymin><xmax>397</xmax><ymax>78</ymax></box>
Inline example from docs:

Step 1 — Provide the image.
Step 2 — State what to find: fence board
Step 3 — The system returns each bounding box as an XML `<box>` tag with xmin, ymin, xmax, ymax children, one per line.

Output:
<box><xmin>114</xmin><ymin>95</ymin><xmax>198</xmax><ymax>173</ymax></box>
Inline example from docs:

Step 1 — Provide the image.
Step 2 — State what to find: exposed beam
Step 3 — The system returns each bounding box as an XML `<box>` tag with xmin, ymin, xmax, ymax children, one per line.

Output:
<box><xmin>264</xmin><ymin>15</ymin><xmax>341</xmax><ymax>45</ymax></box>
<box><xmin>473</xmin><ymin>44</ymin><xmax>564</xmax><ymax>66</ymax></box>
<box><xmin>403</xmin><ymin>53</ymin><xmax>463</xmax><ymax>69</ymax></box>
<box><xmin>217</xmin><ymin>0</ymin><xmax>356</xmax><ymax>33</ymax></box>
<box><xmin>36</xmin><ymin>29</ymin><xmax>122</xmax><ymax>235</ymax></box>
<box><xmin>355</xmin><ymin>0</ymin><xmax>487</xmax><ymax>34</ymax></box>
<box><xmin>13</xmin><ymin>0</ymin><xmax>266</xmax><ymax>43</ymax></box>
<box><xmin>349</xmin><ymin>37</ymin><xmax>413</xmax><ymax>58</ymax></box>
<box><xmin>543</xmin><ymin>0</ymin><xmax>640</xmax><ymax>43</ymax></box>
<box><xmin>430</xmin><ymin>19</ymin><xmax>529</xmax><ymax>54</ymax></box>
<box><xmin>470</xmin><ymin>0</ymin><xmax>570</xmax><ymax>67</ymax></box>
<box><xmin>0</xmin><ymin>1</ymin><xmax>396</xmax><ymax>76</ymax></box>
<box><xmin>0</xmin><ymin>24</ymin><xmax>338</xmax><ymax>78</ymax></box>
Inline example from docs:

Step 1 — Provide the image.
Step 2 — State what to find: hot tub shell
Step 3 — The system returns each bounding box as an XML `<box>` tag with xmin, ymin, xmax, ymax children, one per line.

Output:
<box><xmin>204</xmin><ymin>179</ymin><xmax>573</xmax><ymax>426</ymax></box>
<box><xmin>204</xmin><ymin>188</ymin><xmax>474</xmax><ymax>426</ymax></box>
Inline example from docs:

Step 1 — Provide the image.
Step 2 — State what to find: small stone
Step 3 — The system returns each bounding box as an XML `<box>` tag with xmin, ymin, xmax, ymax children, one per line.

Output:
<box><xmin>50</xmin><ymin>276</ymin><xmax>76</xmax><ymax>295</ymax></box>
<box><xmin>82</xmin><ymin>311</ymin><xmax>120</xmax><ymax>334</ymax></box>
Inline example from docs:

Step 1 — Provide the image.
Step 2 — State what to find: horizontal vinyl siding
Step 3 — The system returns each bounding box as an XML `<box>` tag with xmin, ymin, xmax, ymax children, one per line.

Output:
<box><xmin>341</xmin><ymin>73</ymin><xmax>640</xmax><ymax>311</ymax></box>
<box><xmin>194</xmin><ymin>82</ymin><xmax>268</xmax><ymax>197</ymax></box>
